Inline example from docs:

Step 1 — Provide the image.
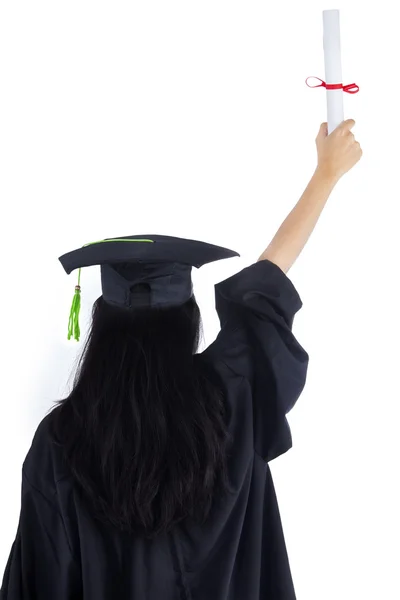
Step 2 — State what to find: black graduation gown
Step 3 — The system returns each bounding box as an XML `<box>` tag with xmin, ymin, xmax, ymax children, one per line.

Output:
<box><xmin>0</xmin><ymin>259</ymin><xmax>309</xmax><ymax>600</ymax></box>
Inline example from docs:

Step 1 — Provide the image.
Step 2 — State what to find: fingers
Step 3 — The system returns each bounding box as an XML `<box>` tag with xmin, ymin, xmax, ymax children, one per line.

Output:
<box><xmin>318</xmin><ymin>119</ymin><xmax>356</xmax><ymax>139</ymax></box>
<box><xmin>336</xmin><ymin>118</ymin><xmax>356</xmax><ymax>134</ymax></box>
<box><xmin>344</xmin><ymin>118</ymin><xmax>356</xmax><ymax>128</ymax></box>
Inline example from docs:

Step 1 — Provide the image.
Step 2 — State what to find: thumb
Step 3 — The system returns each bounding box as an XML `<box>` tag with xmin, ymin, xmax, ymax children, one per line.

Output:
<box><xmin>317</xmin><ymin>122</ymin><xmax>328</xmax><ymax>138</ymax></box>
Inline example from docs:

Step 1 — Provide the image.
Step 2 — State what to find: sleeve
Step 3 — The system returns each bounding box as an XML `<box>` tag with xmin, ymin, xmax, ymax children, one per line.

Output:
<box><xmin>212</xmin><ymin>259</ymin><xmax>309</xmax><ymax>462</ymax></box>
<box><xmin>0</xmin><ymin>470</ymin><xmax>81</xmax><ymax>600</ymax></box>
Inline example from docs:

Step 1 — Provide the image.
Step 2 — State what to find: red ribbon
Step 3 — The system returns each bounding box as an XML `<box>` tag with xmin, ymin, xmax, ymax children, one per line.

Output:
<box><xmin>305</xmin><ymin>76</ymin><xmax>359</xmax><ymax>94</ymax></box>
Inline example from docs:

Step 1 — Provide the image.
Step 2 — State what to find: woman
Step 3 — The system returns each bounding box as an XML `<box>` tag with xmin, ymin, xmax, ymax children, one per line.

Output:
<box><xmin>0</xmin><ymin>120</ymin><xmax>362</xmax><ymax>600</ymax></box>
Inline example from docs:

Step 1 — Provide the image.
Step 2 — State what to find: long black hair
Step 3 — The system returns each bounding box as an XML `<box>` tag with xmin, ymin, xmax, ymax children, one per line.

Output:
<box><xmin>49</xmin><ymin>284</ymin><xmax>233</xmax><ymax>539</ymax></box>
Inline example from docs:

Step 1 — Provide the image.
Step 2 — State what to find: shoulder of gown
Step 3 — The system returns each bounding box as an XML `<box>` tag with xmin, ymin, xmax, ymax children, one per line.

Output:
<box><xmin>200</xmin><ymin>259</ymin><xmax>309</xmax><ymax>462</ymax></box>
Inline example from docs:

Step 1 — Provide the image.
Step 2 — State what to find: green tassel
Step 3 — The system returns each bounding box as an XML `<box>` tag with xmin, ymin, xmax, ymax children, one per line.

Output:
<box><xmin>65</xmin><ymin>240</ymin><xmax>155</xmax><ymax>342</ymax></box>
<box><xmin>68</xmin><ymin>282</ymin><xmax>81</xmax><ymax>342</ymax></box>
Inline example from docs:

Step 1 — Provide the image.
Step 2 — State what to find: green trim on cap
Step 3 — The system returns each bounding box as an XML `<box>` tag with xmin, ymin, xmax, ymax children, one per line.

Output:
<box><xmin>83</xmin><ymin>238</ymin><xmax>155</xmax><ymax>247</ymax></box>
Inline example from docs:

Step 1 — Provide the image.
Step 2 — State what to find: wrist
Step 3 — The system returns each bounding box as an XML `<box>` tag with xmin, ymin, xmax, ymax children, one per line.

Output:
<box><xmin>313</xmin><ymin>166</ymin><xmax>340</xmax><ymax>189</ymax></box>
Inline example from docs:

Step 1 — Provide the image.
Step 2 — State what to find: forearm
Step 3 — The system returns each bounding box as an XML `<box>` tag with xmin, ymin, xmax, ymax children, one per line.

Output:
<box><xmin>258</xmin><ymin>168</ymin><xmax>338</xmax><ymax>273</ymax></box>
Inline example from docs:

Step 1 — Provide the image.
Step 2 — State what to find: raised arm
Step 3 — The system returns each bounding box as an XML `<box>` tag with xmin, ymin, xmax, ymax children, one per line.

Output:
<box><xmin>258</xmin><ymin>119</ymin><xmax>363</xmax><ymax>273</ymax></box>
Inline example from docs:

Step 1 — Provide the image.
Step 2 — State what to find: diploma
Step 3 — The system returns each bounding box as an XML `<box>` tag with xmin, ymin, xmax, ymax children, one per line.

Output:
<box><xmin>323</xmin><ymin>9</ymin><xmax>344</xmax><ymax>134</ymax></box>
<box><xmin>306</xmin><ymin>10</ymin><xmax>359</xmax><ymax>132</ymax></box>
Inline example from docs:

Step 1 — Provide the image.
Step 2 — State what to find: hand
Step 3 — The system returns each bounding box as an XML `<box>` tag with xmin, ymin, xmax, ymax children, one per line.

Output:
<box><xmin>315</xmin><ymin>119</ymin><xmax>363</xmax><ymax>182</ymax></box>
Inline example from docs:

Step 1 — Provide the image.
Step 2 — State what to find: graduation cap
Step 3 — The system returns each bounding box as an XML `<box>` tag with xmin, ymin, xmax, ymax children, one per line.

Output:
<box><xmin>59</xmin><ymin>234</ymin><xmax>240</xmax><ymax>342</ymax></box>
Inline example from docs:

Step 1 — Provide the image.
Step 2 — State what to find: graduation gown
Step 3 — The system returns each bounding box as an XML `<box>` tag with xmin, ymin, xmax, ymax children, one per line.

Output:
<box><xmin>0</xmin><ymin>259</ymin><xmax>309</xmax><ymax>600</ymax></box>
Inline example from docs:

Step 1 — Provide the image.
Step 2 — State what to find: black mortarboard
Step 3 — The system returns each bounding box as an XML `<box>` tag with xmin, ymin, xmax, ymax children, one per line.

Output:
<box><xmin>59</xmin><ymin>234</ymin><xmax>240</xmax><ymax>341</ymax></box>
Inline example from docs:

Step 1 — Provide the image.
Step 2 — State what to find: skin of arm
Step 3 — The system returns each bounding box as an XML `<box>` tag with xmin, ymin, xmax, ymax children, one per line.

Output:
<box><xmin>257</xmin><ymin>167</ymin><xmax>339</xmax><ymax>273</ymax></box>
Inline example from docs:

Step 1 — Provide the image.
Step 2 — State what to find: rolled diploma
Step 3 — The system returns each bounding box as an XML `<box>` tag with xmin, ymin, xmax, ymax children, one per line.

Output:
<box><xmin>323</xmin><ymin>9</ymin><xmax>344</xmax><ymax>134</ymax></box>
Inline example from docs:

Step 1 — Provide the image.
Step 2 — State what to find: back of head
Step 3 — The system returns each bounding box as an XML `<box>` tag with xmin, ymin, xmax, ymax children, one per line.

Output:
<box><xmin>50</xmin><ymin>285</ymin><xmax>233</xmax><ymax>539</ymax></box>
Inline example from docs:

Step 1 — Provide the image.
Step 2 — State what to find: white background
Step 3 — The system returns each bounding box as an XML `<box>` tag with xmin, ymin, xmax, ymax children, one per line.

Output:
<box><xmin>0</xmin><ymin>1</ymin><xmax>398</xmax><ymax>598</ymax></box>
